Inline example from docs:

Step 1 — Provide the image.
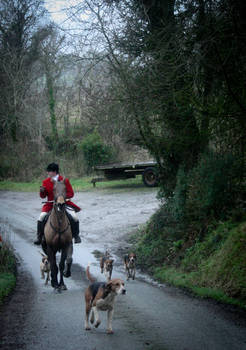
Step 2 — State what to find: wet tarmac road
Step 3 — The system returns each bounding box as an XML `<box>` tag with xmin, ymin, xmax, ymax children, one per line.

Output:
<box><xmin>0</xmin><ymin>189</ymin><xmax>246</xmax><ymax>350</ymax></box>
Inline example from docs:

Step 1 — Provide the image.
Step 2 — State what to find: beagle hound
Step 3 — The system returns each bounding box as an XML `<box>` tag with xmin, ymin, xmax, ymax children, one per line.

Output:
<box><xmin>100</xmin><ymin>252</ymin><xmax>114</xmax><ymax>282</ymax></box>
<box><xmin>124</xmin><ymin>253</ymin><xmax>137</xmax><ymax>280</ymax></box>
<box><xmin>84</xmin><ymin>264</ymin><xmax>126</xmax><ymax>334</ymax></box>
<box><xmin>39</xmin><ymin>252</ymin><xmax>50</xmax><ymax>285</ymax></box>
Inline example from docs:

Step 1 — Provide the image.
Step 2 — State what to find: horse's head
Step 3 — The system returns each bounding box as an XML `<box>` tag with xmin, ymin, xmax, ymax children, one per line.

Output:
<box><xmin>52</xmin><ymin>179</ymin><xmax>67</xmax><ymax>213</ymax></box>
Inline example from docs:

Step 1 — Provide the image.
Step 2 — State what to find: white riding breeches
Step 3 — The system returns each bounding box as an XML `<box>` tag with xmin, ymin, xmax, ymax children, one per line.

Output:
<box><xmin>38</xmin><ymin>208</ymin><xmax>78</xmax><ymax>221</ymax></box>
<box><xmin>65</xmin><ymin>207</ymin><xmax>78</xmax><ymax>221</ymax></box>
<box><xmin>39</xmin><ymin>212</ymin><xmax>47</xmax><ymax>221</ymax></box>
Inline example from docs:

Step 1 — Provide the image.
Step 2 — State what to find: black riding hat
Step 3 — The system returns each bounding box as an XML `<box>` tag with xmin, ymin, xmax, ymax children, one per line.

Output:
<box><xmin>46</xmin><ymin>163</ymin><xmax>59</xmax><ymax>173</ymax></box>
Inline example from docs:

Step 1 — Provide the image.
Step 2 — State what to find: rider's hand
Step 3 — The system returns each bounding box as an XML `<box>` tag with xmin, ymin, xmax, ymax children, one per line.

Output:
<box><xmin>40</xmin><ymin>186</ymin><xmax>46</xmax><ymax>193</ymax></box>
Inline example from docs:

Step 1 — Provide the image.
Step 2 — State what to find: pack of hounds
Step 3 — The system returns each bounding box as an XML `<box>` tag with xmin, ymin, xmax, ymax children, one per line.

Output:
<box><xmin>39</xmin><ymin>249</ymin><xmax>137</xmax><ymax>334</ymax></box>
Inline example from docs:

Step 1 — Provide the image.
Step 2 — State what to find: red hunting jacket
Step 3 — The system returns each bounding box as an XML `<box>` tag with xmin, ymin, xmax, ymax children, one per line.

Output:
<box><xmin>40</xmin><ymin>175</ymin><xmax>81</xmax><ymax>213</ymax></box>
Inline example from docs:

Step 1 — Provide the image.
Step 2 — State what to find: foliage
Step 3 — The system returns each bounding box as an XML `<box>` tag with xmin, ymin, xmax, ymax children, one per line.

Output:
<box><xmin>134</xmin><ymin>205</ymin><xmax>185</xmax><ymax>269</ymax></box>
<box><xmin>0</xmin><ymin>235</ymin><xmax>16</xmax><ymax>305</ymax></box>
<box><xmin>133</xmin><ymin>217</ymin><xmax>246</xmax><ymax>306</ymax></box>
<box><xmin>154</xmin><ymin>266</ymin><xmax>246</xmax><ymax>308</ymax></box>
<box><xmin>0</xmin><ymin>0</ymin><xmax>48</xmax><ymax>142</ymax></box>
<box><xmin>87</xmin><ymin>0</ymin><xmax>246</xmax><ymax>201</ymax></box>
<box><xmin>171</xmin><ymin>152</ymin><xmax>243</xmax><ymax>225</ymax></box>
<box><xmin>45</xmin><ymin>134</ymin><xmax>77</xmax><ymax>155</ymax></box>
<box><xmin>78</xmin><ymin>131</ymin><xmax>115</xmax><ymax>171</ymax></box>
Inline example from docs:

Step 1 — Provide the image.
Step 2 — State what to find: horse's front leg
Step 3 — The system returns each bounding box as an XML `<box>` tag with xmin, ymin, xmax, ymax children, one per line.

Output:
<box><xmin>59</xmin><ymin>248</ymin><xmax>68</xmax><ymax>290</ymax></box>
<box><xmin>64</xmin><ymin>243</ymin><xmax>73</xmax><ymax>278</ymax></box>
<box><xmin>47</xmin><ymin>247</ymin><xmax>59</xmax><ymax>290</ymax></box>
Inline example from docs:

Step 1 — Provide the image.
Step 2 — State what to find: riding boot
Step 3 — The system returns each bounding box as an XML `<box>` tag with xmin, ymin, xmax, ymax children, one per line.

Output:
<box><xmin>63</xmin><ymin>261</ymin><xmax>72</xmax><ymax>278</ymax></box>
<box><xmin>72</xmin><ymin>220</ymin><xmax>81</xmax><ymax>244</ymax></box>
<box><xmin>34</xmin><ymin>220</ymin><xmax>44</xmax><ymax>245</ymax></box>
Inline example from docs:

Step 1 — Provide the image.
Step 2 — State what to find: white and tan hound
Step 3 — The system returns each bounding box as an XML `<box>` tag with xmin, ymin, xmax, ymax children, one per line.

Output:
<box><xmin>84</xmin><ymin>264</ymin><xmax>126</xmax><ymax>334</ymax></box>
<box><xmin>100</xmin><ymin>251</ymin><xmax>114</xmax><ymax>281</ymax></box>
<box><xmin>124</xmin><ymin>253</ymin><xmax>137</xmax><ymax>280</ymax></box>
<box><xmin>39</xmin><ymin>252</ymin><xmax>50</xmax><ymax>285</ymax></box>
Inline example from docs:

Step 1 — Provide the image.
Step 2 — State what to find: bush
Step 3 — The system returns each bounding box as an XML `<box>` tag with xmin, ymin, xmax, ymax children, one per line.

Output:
<box><xmin>134</xmin><ymin>151</ymin><xmax>244</xmax><ymax>273</ymax></box>
<box><xmin>134</xmin><ymin>206</ymin><xmax>185</xmax><ymax>269</ymax></box>
<box><xmin>0</xmin><ymin>159</ymin><xmax>12</xmax><ymax>179</ymax></box>
<box><xmin>171</xmin><ymin>152</ymin><xmax>242</xmax><ymax>226</ymax></box>
<box><xmin>78</xmin><ymin>131</ymin><xmax>114</xmax><ymax>171</ymax></box>
<box><xmin>45</xmin><ymin>134</ymin><xmax>77</xmax><ymax>155</ymax></box>
<box><xmin>0</xmin><ymin>239</ymin><xmax>15</xmax><ymax>274</ymax></box>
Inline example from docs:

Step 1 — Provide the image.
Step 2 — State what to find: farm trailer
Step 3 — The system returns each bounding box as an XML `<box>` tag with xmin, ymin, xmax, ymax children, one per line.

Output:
<box><xmin>91</xmin><ymin>161</ymin><xmax>159</xmax><ymax>187</ymax></box>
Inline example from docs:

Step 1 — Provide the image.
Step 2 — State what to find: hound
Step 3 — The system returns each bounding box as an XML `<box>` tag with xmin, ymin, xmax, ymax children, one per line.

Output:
<box><xmin>100</xmin><ymin>251</ymin><xmax>114</xmax><ymax>281</ymax></box>
<box><xmin>124</xmin><ymin>253</ymin><xmax>137</xmax><ymax>280</ymax></box>
<box><xmin>39</xmin><ymin>252</ymin><xmax>50</xmax><ymax>285</ymax></box>
<box><xmin>84</xmin><ymin>263</ymin><xmax>126</xmax><ymax>334</ymax></box>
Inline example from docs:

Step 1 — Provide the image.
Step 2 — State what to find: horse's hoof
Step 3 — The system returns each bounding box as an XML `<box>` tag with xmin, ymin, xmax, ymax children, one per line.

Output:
<box><xmin>63</xmin><ymin>271</ymin><xmax>71</xmax><ymax>278</ymax></box>
<box><xmin>54</xmin><ymin>287</ymin><xmax>61</xmax><ymax>294</ymax></box>
<box><xmin>59</xmin><ymin>284</ymin><xmax>67</xmax><ymax>291</ymax></box>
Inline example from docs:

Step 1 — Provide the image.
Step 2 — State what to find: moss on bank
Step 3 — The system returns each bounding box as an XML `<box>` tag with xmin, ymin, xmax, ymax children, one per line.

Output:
<box><xmin>133</xmin><ymin>217</ymin><xmax>246</xmax><ymax>309</ymax></box>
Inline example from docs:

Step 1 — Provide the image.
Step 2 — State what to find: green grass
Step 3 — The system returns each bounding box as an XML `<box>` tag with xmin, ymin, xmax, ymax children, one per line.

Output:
<box><xmin>0</xmin><ymin>272</ymin><xmax>16</xmax><ymax>304</ymax></box>
<box><xmin>0</xmin><ymin>180</ymin><xmax>40</xmax><ymax>192</ymax></box>
<box><xmin>154</xmin><ymin>266</ymin><xmax>246</xmax><ymax>309</ymax></box>
<box><xmin>0</xmin><ymin>240</ymin><xmax>16</xmax><ymax>306</ymax></box>
<box><xmin>147</xmin><ymin>219</ymin><xmax>246</xmax><ymax>309</ymax></box>
<box><xmin>0</xmin><ymin>175</ymin><xmax>152</xmax><ymax>193</ymax></box>
<box><xmin>132</xmin><ymin>213</ymin><xmax>246</xmax><ymax>309</ymax></box>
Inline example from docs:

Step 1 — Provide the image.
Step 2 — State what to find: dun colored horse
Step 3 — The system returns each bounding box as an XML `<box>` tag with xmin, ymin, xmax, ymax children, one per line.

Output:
<box><xmin>42</xmin><ymin>179</ymin><xmax>72</xmax><ymax>291</ymax></box>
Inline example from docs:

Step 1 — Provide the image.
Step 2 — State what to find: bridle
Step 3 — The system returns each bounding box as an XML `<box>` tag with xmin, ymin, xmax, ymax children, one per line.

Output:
<box><xmin>50</xmin><ymin>201</ymin><xmax>70</xmax><ymax>235</ymax></box>
<box><xmin>49</xmin><ymin>184</ymin><xmax>70</xmax><ymax>235</ymax></box>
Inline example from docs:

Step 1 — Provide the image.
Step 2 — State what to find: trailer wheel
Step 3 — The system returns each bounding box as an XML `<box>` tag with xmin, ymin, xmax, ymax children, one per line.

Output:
<box><xmin>142</xmin><ymin>167</ymin><xmax>158</xmax><ymax>187</ymax></box>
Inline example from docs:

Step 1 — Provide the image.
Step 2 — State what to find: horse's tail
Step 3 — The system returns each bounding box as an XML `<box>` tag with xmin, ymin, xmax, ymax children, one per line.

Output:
<box><xmin>86</xmin><ymin>262</ymin><xmax>95</xmax><ymax>283</ymax></box>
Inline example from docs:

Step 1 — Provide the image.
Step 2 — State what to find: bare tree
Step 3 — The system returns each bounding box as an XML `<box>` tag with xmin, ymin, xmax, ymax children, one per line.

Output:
<box><xmin>0</xmin><ymin>0</ymin><xmax>47</xmax><ymax>141</ymax></box>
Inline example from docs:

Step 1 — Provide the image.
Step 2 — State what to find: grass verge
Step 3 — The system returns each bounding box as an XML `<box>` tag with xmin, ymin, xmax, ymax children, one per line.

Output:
<box><xmin>154</xmin><ymin>266</ymin><xmax>246</xmax><ymax>309</ymax></box>
<box><xmin>132</xmin><ymin>218</ymin><xmax>246</xmax><ymax>309</ymax></box>
<box><xmin>0</xmin><ymin>175</ymin><xmax>149</xmax><ymax>192</ymax></box>
<box><xmin>0</xmin><ymin>234</ymin><xmax>16</xmax><ymax>306</ymax></box>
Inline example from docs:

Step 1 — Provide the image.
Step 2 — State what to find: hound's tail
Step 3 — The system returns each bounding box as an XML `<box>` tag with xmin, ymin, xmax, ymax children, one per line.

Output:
<box><xmin>38</xmin><ymin>251</ymin><xmax>47</xmax><ymax>258</ymax></box>
<box><xmin>86</xmin><ymin>262</ymin><xmax>96</xmax><ymax>283</ymax></box>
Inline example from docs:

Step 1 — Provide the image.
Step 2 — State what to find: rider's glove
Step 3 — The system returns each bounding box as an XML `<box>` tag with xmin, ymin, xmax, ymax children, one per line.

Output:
<box><xmin>40</xmin><ymin>186</ymin><xmax>46</xmax><ymax>193</ymax></box>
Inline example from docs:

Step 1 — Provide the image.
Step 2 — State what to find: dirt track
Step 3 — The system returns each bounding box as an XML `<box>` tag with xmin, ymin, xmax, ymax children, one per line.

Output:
<box><xmin>0</xmin><ymin>188</ymin><xmax>246</xmax><ymax>350</ymax></box>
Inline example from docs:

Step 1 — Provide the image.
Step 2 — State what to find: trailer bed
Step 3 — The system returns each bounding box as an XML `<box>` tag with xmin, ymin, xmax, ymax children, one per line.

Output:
<box><xmin>91</xmin><ymin>161</ymin><xmax>158</xmax><ymax>187</ymax></box>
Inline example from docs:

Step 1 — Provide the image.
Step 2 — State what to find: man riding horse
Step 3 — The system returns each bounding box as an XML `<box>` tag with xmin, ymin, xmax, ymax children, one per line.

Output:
<box><xmin>34</xmin><ymin>163</ymin><xmax>81</xmax><ymax>245</ymax></box>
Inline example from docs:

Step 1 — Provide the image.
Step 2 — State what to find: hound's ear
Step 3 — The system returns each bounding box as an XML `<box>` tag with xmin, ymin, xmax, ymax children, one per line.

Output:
<box><xmin>110</xmin><ymin>259</ymin><xmax>114</xmax><ymax>263</ymax></box>
<box><xmin>106</xmin><ymin>281</ymin><xmax>113</xmax><ymax>289</ymax></box>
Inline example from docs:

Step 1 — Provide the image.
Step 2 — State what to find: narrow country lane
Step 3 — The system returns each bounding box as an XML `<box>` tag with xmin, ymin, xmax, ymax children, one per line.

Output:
<box><xmin>0</xmin><ymin>189</ymin><xmax>246</xmax><ymax>350</ymax></box>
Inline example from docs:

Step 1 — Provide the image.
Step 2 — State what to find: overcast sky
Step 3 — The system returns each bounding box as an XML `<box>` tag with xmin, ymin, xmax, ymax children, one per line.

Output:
<box><xmin>44</xmin><ymin>0</ymin><xmax>85</xmax><ymax>27</ymax></box>
<box><xmin>44</xmin><ymin>0</ymin><xmax>71</xmax><ymax>25</ymax></box>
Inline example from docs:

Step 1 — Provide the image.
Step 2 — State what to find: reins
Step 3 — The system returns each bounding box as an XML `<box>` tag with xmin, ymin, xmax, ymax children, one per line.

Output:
<box><xmin>49</xmin><ymin>199</ymin><xmax>70</xmax><ymax>235</ymax></box>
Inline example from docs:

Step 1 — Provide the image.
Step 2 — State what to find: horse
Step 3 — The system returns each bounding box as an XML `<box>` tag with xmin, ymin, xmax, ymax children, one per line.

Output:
<box><xmin>42</xmin><ymin>179</ymin><xmax>72</xmax><ymax>292</ymax></box>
